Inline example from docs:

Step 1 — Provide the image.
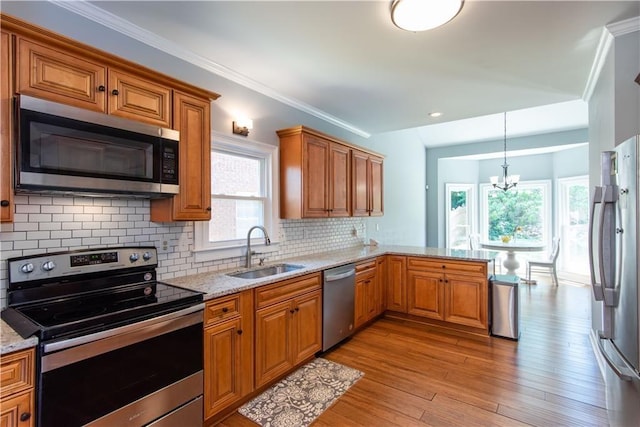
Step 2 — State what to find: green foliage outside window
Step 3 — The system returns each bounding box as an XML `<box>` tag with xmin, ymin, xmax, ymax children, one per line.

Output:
<box><xmin>488</xmin><ymin>188</ymin><xmax>543</xmax><ymax>241</ymax></box>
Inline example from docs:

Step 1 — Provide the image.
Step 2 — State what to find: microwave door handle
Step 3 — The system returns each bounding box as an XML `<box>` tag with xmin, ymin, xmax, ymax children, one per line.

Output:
<box><xmin>589</xmin><ymin>186</ymin><xmax>604</xmax><ymax>301</ymax></box>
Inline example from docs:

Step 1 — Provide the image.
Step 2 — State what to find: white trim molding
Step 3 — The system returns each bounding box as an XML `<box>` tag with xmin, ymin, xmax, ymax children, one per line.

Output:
<box><xmin>583</xmin><ymin>16</ymin><xmax>640</xmax><ymax>102</ymax></box>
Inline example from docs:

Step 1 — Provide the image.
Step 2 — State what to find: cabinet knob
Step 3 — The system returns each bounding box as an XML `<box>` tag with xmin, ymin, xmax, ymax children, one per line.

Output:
<box><xmin>290</xmin><ymin>309</ymin><xmax>295</xmax><ymax>314</ymax></box>
<box><xmin>237</xmin><ymin>329</ymin><xmax>243</xmax><ymax>335</ymax></box>
<box><xmin>295</xmin><ymin>307</ymin><xmax>300</xmax><ymax>312</ymax></box>
<box><xmin>206</xmin><ymin>207</ymin><xmax>212</xmax><ymax>212</ymax></box>
<box><xmin>20</xmin><ymin>412</ymin><xmax>31</xmax><ymax>422</ymax></box>
<box><xmin>111</xmin><ymin>89</ymin><xmax>119</xmax><ymax>96</ymax></box>
<box><xmin>222</xmin><ymin>307</ymin><xmax>228</xmax><ymax>313</ymax></box>
<box><xmin>98</xmin><ymin>85</ymin><xmax>106</xmax><ymax>92</ymax></box>
<box><xmin>441</xmin><ymin>265</ymin><xmax>446</xmax><ymax>269</ymax></box>
<box><xmin>0</xmin><ymin>199</ymin><xmax>9</xmax><ymax>207</ymax></box>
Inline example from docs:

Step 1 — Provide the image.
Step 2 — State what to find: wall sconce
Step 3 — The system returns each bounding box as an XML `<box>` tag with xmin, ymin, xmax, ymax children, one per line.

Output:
<box><xmin>232</xmin><ymin>118</ymin><xmax>253</xmax><ymax>136</ymax></box>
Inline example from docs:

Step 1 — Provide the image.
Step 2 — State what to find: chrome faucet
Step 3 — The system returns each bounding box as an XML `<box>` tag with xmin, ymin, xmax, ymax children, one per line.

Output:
<box><xmin>246</xmin><ymin>225</ymin><xmax>271</xmax><ymax>268</ymax></box>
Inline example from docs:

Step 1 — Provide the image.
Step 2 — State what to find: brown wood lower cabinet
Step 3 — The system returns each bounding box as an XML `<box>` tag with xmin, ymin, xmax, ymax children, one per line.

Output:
<box><xmin>354</xmin><ymin>259</ymin><xmax>377</xmax><ymax>329</ymax></box>
<box><xmin>386</xmin><ymin>255</ymin><xmax>407</xmax><ymax>312</ymax></box>
<box><xmin>254</xmin><ymin>273</ymin><xmax>322</xmax><ymax>388</ymax></box>
<box><xmin>0</xmin><ymin>348</ymin><xmax>35</xmax><ymax>427</ymax></box>
<box><xmin>203</xmin><ymin>291</ymin><xmax>253</xmax><ymax>421</ymax></box>
<box><xmin>406</xmin><ymin>257</ymin><xmax>488</xmax><ymax>331</ymax></box>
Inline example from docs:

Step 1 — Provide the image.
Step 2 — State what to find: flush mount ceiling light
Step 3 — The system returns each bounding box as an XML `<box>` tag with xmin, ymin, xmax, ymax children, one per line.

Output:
<box><xmin>391</xmin><ymin>0</ymin><xmax>464</xmax><ymax>32</ymax></box>
<box><xmin>490</xmin><ymin>112</ymin><xmax>520</xmax><ymax>191</ymax></box>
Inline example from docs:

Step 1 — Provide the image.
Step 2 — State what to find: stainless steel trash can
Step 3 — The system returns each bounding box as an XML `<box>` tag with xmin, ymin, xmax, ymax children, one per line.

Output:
<box><xmin>490</xmin><ymin>274</ymin><xmax>520</xmax><ymax>340</ymax></box>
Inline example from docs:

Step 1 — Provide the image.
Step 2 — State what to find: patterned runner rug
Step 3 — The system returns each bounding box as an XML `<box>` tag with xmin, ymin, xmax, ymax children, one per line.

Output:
<box><xmin>238</xmin><ymin>358</ymin><xmax>364</xmax><ymax>427</ymax></box>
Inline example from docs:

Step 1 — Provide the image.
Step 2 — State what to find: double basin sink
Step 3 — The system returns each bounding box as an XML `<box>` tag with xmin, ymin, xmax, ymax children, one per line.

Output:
<box><xmin>227</xmin><ymin>263</ymin><xmax>304</xmax><ymax>280</ymax></box>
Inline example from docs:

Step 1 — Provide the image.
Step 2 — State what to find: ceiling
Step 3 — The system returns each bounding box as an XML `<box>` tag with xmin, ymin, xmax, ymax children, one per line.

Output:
<box><xmin>63</xmin><ymin>1</ymin><xmax>639</xmax><ymax>146</ymax></box>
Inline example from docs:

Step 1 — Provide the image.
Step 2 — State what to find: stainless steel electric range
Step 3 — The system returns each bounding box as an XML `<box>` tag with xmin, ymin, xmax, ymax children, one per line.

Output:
<box><xmin>1</xmin><ymin>246</ymin><xmax>205</xmax><ymax>427</ymax></box>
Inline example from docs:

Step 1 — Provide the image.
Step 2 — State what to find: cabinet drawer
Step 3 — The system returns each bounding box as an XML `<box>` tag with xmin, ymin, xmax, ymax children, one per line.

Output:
<box><xmin>355</xmin><ymin>259</ymin><xmax>376</xmax><ymax>273</ymax></box>
<box><xmin>205</xmin><ymin>294</ymin><xmax>241</xmax><ymax>326</ymax></box>
<box><xmin>255</xmin><ymin>273</ymin><xmax>321</xmax><ymax>309</ymax></box>
<box><xmin>0</xmin><ymin>348</ymin><xmax>34</xmax><ymax>398</ymax></box>
<box><xmin>407</xmin><ymin>257</ymin><xmax>486</xmax><ymax>276</ymax></box>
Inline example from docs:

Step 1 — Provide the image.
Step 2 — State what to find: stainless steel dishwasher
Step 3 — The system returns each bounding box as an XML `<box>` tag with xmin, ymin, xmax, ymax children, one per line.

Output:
<box><xmin>322</xmin><ymin>263</ymin><xmax>356</xmax><ymax>351</ymax></box>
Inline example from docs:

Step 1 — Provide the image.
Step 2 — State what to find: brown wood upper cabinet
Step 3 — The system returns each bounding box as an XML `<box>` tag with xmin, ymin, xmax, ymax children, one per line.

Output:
<box><xmin>150</xmin><ymin>92</ymin><xmax>212</xmax><ymax>222</ymax></box>
<box><xmin>1</xmin><ymin>30</ymin><xmax>13</xmax><ymax>223</ymax></box>
<box><xmin>352</xmin><ymin>149</ymin><xmax>383</xmax><ymax>217</ymax></box>
<box><xmin>17</xmin><ymin>37</ymin><xmax>172</xmax><ymax>128</ymax></box>
<box><xmin>1</xmin><ymin>14</ymin><xmax>220</xmax><ymax>222</ymax></box>
<box><xmin>277</xmin><ymin>126</ymin><xmax>351</xmax><ymax>218</ymax></box>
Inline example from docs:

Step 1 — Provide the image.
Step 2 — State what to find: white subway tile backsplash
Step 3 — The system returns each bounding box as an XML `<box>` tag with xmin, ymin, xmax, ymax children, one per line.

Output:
<box><xmin>0</xmin><ymin>196</ymin><xmax>366</xmax><ymax>308</ymax></box>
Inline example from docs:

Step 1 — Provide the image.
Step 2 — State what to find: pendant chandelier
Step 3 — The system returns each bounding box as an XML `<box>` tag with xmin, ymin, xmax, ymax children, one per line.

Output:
<box><xmin>490</xmin><ymin>112</ymin><xmax>519</xmax><ymax>191</ymax></box>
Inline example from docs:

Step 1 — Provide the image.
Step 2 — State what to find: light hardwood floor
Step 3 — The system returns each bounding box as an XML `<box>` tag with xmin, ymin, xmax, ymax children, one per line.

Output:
<box><xmin>219</xmin><ymin>275</ymin><xmax>609</xmax><ymax>426</ymax></box>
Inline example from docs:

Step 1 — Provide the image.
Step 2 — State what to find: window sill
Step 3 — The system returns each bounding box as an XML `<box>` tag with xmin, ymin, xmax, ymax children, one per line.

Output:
<box><xmin>193</xmin><ymin>241</ymin><xmax>280</xmax><ymax>264</ymax></box>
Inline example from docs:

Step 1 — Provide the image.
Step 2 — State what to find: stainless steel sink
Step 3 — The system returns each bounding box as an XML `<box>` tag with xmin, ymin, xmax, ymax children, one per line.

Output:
<box><xmin>227</xmin><ymin>264</ymin><xmax>304</xmax><ymax>279</ymax></box>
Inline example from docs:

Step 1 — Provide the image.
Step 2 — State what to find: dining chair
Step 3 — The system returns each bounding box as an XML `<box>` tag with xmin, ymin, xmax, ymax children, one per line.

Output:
<box><xmin>527</xmin><ymin>237</ymin><xmax>560</xmax><ymax>285</ymax></box>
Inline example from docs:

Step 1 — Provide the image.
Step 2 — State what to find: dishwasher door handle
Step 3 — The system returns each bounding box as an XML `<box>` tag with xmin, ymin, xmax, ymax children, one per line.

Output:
<box><xmin>325</xmin><ymin>269</ymin><xmax>356</xmax><ymax>282</ymax></box>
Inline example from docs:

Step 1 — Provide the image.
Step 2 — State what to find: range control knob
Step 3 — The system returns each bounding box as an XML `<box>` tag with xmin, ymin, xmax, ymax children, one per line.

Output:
<box><xmin>129</xmin><ymin>253</ymin><xmax>140</xmax><ymax>262</ymax></box>
<box><xmin>142</xmin><ymin>251</ymin><xmax>153</xmax><ymax>261</ymax></box>
<box><xmin>20</xmin><ymin>263</ymin><xmax>34</xmax><ymax>274</ymax></box>
<box><xmin>42</xmin><ymin>261</ymin><xmax>56</xmax><ymax>272</ymax></box>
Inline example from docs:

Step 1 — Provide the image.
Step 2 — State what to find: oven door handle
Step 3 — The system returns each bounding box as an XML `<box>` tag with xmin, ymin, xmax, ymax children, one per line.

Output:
<box><xmin>41</xmin><ymin>303</ymin><xmax>204</xmax><ymax>372</ymax></box>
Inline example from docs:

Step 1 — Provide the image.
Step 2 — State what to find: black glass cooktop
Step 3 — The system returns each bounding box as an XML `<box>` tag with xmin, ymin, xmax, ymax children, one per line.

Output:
<box><xmin>3</xmin><ymin>281</ymin><xmax>203</xmax><ymax>341</ymax></box>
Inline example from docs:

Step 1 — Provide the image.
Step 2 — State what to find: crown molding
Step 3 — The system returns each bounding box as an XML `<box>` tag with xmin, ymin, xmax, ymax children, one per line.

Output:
<box><xmin>583</xmin><ymin>16</ymin><xmax>640</xmax><ymax>101</ymax></box>
<box><xmin>49</xmin><ymin>0</ymin><xmax>371</xmax><ymax>139</ymax></box>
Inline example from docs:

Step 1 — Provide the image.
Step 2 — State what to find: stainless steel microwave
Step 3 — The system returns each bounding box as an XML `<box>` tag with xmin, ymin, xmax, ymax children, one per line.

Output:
<box><xmin>15</xmin><ymin>95</ymin><xmax>180</xmax><ymax>198</ymax></box>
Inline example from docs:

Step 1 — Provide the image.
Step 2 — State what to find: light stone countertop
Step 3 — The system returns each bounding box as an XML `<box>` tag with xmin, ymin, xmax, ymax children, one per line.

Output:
<box><xmin>1</xmin><ymin>244</ymin><xmax>498</xmax><ymax>355</ymax></box>
<box><xmin>1</xmin><ymin>319</ymin><xmax>38</xmax><ymax>354</ymax></box>
<box><xmin>166</xmin><ymin>244</ymin><xmax>498</xmax><ymax>300</ymax></box>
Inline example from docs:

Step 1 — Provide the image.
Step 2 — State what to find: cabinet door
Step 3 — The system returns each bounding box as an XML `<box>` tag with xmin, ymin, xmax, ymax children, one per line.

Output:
<box><xmin>444</xmin><ymin>273</ymin><xmax>487</xmax><ymax>329</ymax></box>
<box><xmin>1</xmin><ymin>31</ymin><xmax>13</xmax><ymax>223</ymax></box>
<box><xmin>351</xmin><ymin>149</ymin><xmax>369</xmax><ymax>216</ymax></box>
<box><xmin>303</xmin><ymin>135</ymin><xmax>329</xmax><ymax>218</ymax></box>
<box><xmin>354</xmin><ymin>273</ymin><xmax>368</xmax><ymax>329</ymax></box>
<box><xmin>107</xmin><ymin>69</ymin><xmax>171</xmax><ymax>127</ymax></box>
<box><xmin>0</xmin><ymin>390</ymin><xmax>34</xmax><ymax>427</ymax></box>
<box><xmin>17</xmin><ymin>37</ymin><xmax>106</xmax><ymax>112</ymax></box>
<box><xmin>203</xmin><ymin>318</ymin><xmax>244</xmax><ymax>419</ymax></box>
<box><xmin>375</xmin><ymin>257</ymin><xmax>387</xmax><ymax>315</ymax></box>
<box><xmin>386</xmin><ymin>256</ymin><xmax>407</xmax><ymax>312</ymax></box>
<box><xmin>292</xmin><ymin>291</ymin><xmax>322</xmax><ymax>365</ymax></box>
<box><xmin>255</xmin><ymin>301</ymin><xmax>292</xmax><ymax>388</ymax></box>
<box><xmin>151</xmin><ymin>91</ymin><xmax>211</xmax><ymax>221</ymax></box>
<box><xmin>407</xmin><ymin>270</ymin><xmax>445</xmax><ymax>320</ymax></box>
<box><xmin>328</xmin><ymin>142</ymin><xmax>350</xmax><ymax>217</ymax></box>
<box><xmin>369</xmin><ymin>156</ymin><xmax>384</xmax><ymax>216</ymax></box>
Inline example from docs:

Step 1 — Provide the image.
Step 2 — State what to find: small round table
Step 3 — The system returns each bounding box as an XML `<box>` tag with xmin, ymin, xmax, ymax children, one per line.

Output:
<box><xmin>480</xmin><ymin>241</ymin><xmax>546</xmax><ymax>276</ymax></box>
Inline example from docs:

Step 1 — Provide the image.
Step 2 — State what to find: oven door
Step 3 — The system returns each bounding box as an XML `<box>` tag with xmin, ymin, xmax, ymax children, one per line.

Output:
<box><xmin>38</xmin><ymin>305</ymin><xmax>203</xmax><ymax>427</ymax></box>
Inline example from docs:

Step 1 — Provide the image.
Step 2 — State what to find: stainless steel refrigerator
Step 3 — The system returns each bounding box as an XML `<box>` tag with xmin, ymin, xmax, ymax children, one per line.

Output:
<box><xmin>589</xmin><ymin>135</ymin><xmax>640</xmax><ymax>426</ymax></box>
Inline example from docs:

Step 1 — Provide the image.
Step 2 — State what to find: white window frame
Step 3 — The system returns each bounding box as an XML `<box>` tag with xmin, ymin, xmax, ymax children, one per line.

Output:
<box><xmin>444</xmin><ymin>183</ymin><xmax>476</xmax><ymax>248</ymax></box>
<box><xmin>193</xmin><ymin>131</ymin><xmax>280</xmax><ymax>263</ymax></box>
<box><xmin>479</xmin><ymin>180</ymin><xmax>552</xmax><ymax>247</ymax></box>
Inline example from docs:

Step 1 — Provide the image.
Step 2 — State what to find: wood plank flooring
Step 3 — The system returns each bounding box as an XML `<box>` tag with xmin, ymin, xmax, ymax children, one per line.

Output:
<box><xmin>218</xmin><ymin>276</ymin><xmax>609</xmax><ymax>426</ymax></box>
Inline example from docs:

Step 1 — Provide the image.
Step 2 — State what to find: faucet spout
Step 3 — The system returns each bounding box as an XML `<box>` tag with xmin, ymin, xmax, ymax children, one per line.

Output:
<box><xmin>246</xmin><ymin>225</ymin><xmax>271</xmax><ymax>268</ymax></box>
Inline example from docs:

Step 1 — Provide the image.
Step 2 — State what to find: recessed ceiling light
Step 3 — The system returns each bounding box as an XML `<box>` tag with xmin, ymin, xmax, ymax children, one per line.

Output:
<box><xmin>429</xmin><ymin>112</ymin><xmax>442</xmax><ymax>118</ymax></box>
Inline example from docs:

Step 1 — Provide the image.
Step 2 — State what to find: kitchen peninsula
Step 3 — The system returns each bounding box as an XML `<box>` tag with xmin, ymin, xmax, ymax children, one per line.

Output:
<box><xmin>0</xmin><ymin>245</ymin><xmax>497</xmax><ymax>425</ymax></box>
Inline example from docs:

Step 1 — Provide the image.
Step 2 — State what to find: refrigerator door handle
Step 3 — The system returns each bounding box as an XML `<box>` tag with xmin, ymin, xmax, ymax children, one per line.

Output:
<box><xmin>597</xmin><ymin>185</ymin><xmax>619</xmax><ymax>307</ymax></box>
<box><xmin>596</xmin><ymin>330</ymin><xmax>639</xmax><ymax>381</ymax></box>
<box><xmin>588</xmin><ymin>186</ymin><xmax>604</xmax><ymax>301</ymax></box>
